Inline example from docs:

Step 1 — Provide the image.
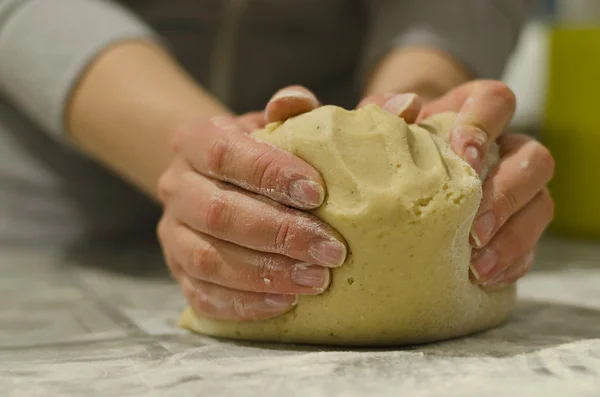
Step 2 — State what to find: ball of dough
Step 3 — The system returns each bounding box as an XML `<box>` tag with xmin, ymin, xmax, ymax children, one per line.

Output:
<box><xmin>179</xmin><ymin>105</ymin><xmax>515</xmax><ymax>346</ymax></box>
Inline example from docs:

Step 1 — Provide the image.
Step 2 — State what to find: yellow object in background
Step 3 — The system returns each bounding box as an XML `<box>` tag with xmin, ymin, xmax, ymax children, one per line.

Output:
<box><xmin>543</xmin><ymin>26</ymin><xmax>600</xmax><ymax>238</ymax></box>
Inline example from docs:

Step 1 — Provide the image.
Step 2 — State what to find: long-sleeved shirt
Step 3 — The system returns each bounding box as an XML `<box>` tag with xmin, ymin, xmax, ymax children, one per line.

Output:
<box><xmin>0</xmin><ymin>0</ymin><xmax>531</xmax><ymax>246</ymax></box>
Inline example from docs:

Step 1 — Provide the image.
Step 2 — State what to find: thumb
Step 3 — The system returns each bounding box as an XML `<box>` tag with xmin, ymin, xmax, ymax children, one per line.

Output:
<box><xmin>357</xmin><ymin>93</ymin><xmax>422</xmax><ymax>123</ymax></box>
<box><xmin>265</xmin><ymin>85</ymin><xmax>320</xmax><ymax>124</ymax></box>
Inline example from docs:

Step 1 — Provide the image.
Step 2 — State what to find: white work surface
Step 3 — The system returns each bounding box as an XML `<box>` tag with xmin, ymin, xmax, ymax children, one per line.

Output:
<box><xmin>1</xmin><ymin>234</ymin><xmax>599</xmax><ymax>396</ymax></box>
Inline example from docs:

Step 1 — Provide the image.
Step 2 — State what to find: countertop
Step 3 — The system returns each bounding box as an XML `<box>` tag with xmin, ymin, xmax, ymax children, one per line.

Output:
<box><xmin>1</xmin><ymin>235</ymin><xmax>599</xmax><ymax>396</ymax></box>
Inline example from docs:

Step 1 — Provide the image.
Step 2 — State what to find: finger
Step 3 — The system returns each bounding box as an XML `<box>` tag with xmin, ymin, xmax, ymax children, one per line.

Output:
<box><xmin>238</xmin><ymin>111</ymin><xmax>267</xmax><ymax>132</ymax></box>
<box><xmin>470</xmin><ymin>188</ymin><xmax>554</xmax><ymax>284</ymax></box>
<box><xmin>420</xmin><ymin>80</ymin><xmax>517</xmax><ymax>174</ymax></box>
<box><xmin>357</xmin><ymin>93</ymin><xmax>422</xmax><ymax>123</ymax></box>
<box><xmin>179</xmin><ymin>115</ymin><xmax>325</xmax><ymax>209</ymax></box>
<box><xmin>181</xmin><ymin>276</ymin><xmax>297</xmax><ymax>321</ymax></box>
<box><xmin>470</xmin><ymin>134</ymin><xmax>555</xmax><ymax>248</ymax></box>
<box><xmin>160</xmin><ymin>164</ymin><xmax>346</xmax><ymax>267</ymax></box>
<box><xmin>265</xmin><ymin>85</ymin><xmax>319</xmax><ymax>124</ymax></box>
<box><xmin>480</xmin><ymin>251</ymin><xmax>535</xmax><ymax>291</ymax></box>
<box><xmin>163</xmin><ymin>218</ymin><xmax>330</xmax><ymax>294</ymax></box>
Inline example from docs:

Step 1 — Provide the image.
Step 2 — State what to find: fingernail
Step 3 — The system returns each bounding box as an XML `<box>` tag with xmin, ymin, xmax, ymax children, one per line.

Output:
<box><xmin>309</xmin><ymin>239</ymin><xmax>347</xmax><ymax>267</ymax></box>
<box><xmin>470</xmin><ymin>249</ymin><xmax>499</xmax><ymax>281</ymax></box>
<box><xmin>289</xmin><ymin>179</ymin><xmax>325</xmax><ymax>207</ymax></box>
<box><xmin>471</xmin><ymin>211</ymin><xmax>496</xmax><ymax>248</ymax></box>
<box><xmin>291</xmin><ymin>263</ymin><xmax>330</xmax><ymax>290</ymax></box>
<box><xmin>455</xmin><ymin>97</ymin><xmax>475</xmax><ymax>124</ymax></box>
<box><xmin>382</xmin><ymin>93</ymin><xmax>417</xmax><ymax>116</ymax></box>
<box><xmin>484</xmin><ymin>251</ymin><xmax>535</xmax><ymax>289</ymax></box>
<box><xmin>464</xmin><ymin>145</ymin><xmax>483</xmax><ymax>174</ymax></box>
<box><xmin>451</xmin><ymin>126</ymin><xmax>487</xmax><ymax>173</ymax></box>
<box><xmin>265</xmin><ymin>294</ymin><xmax>298</xmax><ymax>308</ymax></box>
<box><xmin>481</xmin><ymin>268</ymin><xmax>508</xmax><ymax>289</ymax></box>
<box><xmin>271</xmin><ymin>89</ymin><xmax>319</xmax><ymax>108</ymax></box>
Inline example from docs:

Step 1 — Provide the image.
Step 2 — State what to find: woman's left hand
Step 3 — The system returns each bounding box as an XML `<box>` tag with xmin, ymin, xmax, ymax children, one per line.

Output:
<box><xmin>264</xmin><ymin>80</ymin><xmax>555</xmax><ymax>290</ymax></box>
<box><xmin>420</xmin><ymin>80</ymin><xmax>555</xmax><ymax>290</ymax></box>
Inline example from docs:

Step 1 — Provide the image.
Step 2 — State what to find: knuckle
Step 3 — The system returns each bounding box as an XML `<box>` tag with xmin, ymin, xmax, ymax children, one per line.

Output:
<box><xmin>252</xmin><ymin>149</ymin><xmax>283</xmax><ymax>190</ymax></box>
<box><xmin>255</xmin><ymin>259</ymin><xmax>278</xmax><ymax>286</ymax></box>
<box><xmin>495</xmin><ymin>189</ymin><xmax>519</xmax><ymax>221</ymax></box>
<box><xmin>484</xmin><ymin>80</ymin><xmax>517</xmax><ymax>111</ymax></box>
<box><xmin>274</xmin><ymin>219</ymin><xmax>294</xmax><ymax>254</ymax></box>
<box><xmin>203</xmin><ymin>194</ymin><xmax>230</xmax><ymax>234</ymax></box>
<box><xmin>191</xmin><ymin>293</ymin><xmax>212</xmax><ymax>316</ymax></box>
<box><xmin>190</xmin><ymin>243</ymin><xmax>220</xmax><ymax>280</ymax></box>
<box><xmin>206</xmin><ymin>136</ymin><xmax>231</xmax><ymax>176</ymax></box>
<box><xmin>156</xmin><ymin>217</ymin><xmax>168</xmax><ymax>243</ymax></box>
<box><xmin>157</xmin><ymin>172</ymin><xmax>175</xmax><ymax>203</ymax></box>
<box><xmin>232</xmin><ymin>295</ymin><xmax>253</xmax><ymax>320</ymax></box>
<box><xmin>181</xmin><ymin>278</ymin><xmax>209</xmax><ymax>314</ymax></box>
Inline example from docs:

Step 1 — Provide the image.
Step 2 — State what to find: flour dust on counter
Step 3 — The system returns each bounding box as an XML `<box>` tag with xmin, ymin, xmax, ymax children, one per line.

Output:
<box><xmin>0</xmin><ymin>236</ymin><xmax>599</xmax><ymax>396</ymax></box>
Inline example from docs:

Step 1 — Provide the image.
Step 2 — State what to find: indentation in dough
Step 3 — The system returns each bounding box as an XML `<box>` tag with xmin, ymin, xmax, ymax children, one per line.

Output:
<box><xmin>332</xmin><ymin>127</ymin><xmax>394</xmax><ymax>188</ymax></box>
<box><xmin>406</xmin><ymin>127</ymin><xmax>443</xmax><ymax>171</ymax></box>
<box><xmin>415</xmin><ymin>197</ymin><xmax>433</xmax><ymax>207</ymax></box>
<box><xmin>412</xmin><ymin>196</ymin><xmax>434</xmax><ymax>216</ymax></box>
<box><xmin>452</xmin><ymin>193</ymin><xmax>465</xmax><ymax>205</ymax></box>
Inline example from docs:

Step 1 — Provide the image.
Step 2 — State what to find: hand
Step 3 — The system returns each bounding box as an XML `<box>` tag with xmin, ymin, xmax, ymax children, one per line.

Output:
<box><xmin>265</xmin><ymin>81</ymin><xmax>555</xmax><ymax>291</ymax></box>
<box><xmin>157</xmin><ymin>110</ymin><xmax>348</xmax><ymax>322</ymax></box>
<box><xmin>419</xmin><ymin>80</ymin><xmax>555</xmax><ymax>290</ymax></box>
<box><xmin>265</xmin><ymin>85</ymin><xmax>423</xmax><ymax>124</ymax></box>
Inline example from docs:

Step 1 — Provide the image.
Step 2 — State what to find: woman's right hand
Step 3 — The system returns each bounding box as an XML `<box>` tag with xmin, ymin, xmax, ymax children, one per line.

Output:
<box><xmin>157</xmin><ymin>91</ymin><xmax>348</xmax><ymax>322</ymax></box>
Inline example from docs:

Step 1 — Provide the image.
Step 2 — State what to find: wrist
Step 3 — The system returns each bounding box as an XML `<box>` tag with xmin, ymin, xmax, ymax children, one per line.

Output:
<box><xmin>67</xmin><ymin>40</ymin><xmax>228</xmax><ymax>198</ymax></box>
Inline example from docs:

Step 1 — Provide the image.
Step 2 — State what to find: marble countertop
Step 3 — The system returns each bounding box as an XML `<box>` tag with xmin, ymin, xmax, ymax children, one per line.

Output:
<box><xmin>1</xmin><ymin>234</ymin><xmax>599</xmax><ymax>396</ymax></box>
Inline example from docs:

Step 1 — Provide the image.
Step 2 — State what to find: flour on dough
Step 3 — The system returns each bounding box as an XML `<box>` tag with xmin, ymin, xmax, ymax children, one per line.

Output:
<box><xmin>179</xmin><ymin>105</ymin><xmax>515</xmax><ymax>346</ymax></box>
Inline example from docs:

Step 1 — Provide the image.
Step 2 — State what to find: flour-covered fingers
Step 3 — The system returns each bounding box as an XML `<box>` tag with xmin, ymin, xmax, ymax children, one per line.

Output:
<box><xmin>164</xmin><ymin>220</ymin><xmax>331</xmax><ymax>294</ymax></box>
<box><xmin>178</xmin><ymin>115</ymin><xmax>325</xmax><ymax>209</ymax></box>
<box><xmin>480</xmin><ymin>250</ymin><xmax>535</xmax><ymax>291</ymax></box>
<box><xmin>181</xmin><ymin>277</ymin><xmax>298</xmax><ymax>321</ymax></box>
<box><xmin>471</xmin><ymin>134</ymin><xmax>555</xmax><ymax>248</ymax></box>
<box><xmin>160</xmin><ymin>167</ymin><xmax>346</xmax><ymax>267</ymax></box>
<box><xmin>470</xmin><ymin>188</ymin><xmax>553</xmax><ymax>284</ymax></box>
<box><xmin>420</xmin><ymin>80</ymin><xmax>517</xmax><ymax>175</ymax></box>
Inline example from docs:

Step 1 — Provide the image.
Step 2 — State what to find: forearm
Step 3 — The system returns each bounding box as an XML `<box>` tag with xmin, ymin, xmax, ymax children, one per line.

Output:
<box><xmin>0</xmin><ymin>1</ymin><xmax>221</xmax><ymax>199</ymax></box>
<box><xmin>365</xmin><ymin>47</ymin><xmax>472</xmax><ymax>102</ymax></box>
<box><xmin>67</xmin><ymin>41</ymin><xmax>228</xmax><ymax>199</ymax></box>
<box><xmin>362</xmin><ymin>0</ymin><xmax>532</xmax><ymax>101</ymax></box>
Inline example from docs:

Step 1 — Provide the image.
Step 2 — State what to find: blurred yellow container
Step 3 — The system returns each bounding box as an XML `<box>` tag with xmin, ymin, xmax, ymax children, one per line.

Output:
<box><xmin>543</xmin><ymin>26</ymin><xmax>600</xmax><ymax>237</ymax></box>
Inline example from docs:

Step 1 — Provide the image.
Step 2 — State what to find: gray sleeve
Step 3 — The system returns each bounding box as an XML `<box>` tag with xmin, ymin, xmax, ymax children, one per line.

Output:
<box><xmin>359</xmin><ymin>0</ymin><xmax>533</xmax><ymax>83</ymax></box>
<box><xmin>0</xmin><ymin>0</ymin><xmax>159</xmax><ymax>138</ymax></box>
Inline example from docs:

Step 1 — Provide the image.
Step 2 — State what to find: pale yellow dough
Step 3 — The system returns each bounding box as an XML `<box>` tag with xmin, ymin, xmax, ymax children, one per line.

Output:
<box><xmin>179</xmin><ymin>105</ymin><xmax>515</xmax><ymax>346</ymax></box>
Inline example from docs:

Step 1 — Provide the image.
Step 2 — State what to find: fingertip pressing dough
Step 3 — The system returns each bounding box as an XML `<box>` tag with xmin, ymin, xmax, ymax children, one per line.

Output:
<box><xmin>179</xmin><ymin>105</ymin><xmax>515</xmax><ymax>346</ymax></box>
